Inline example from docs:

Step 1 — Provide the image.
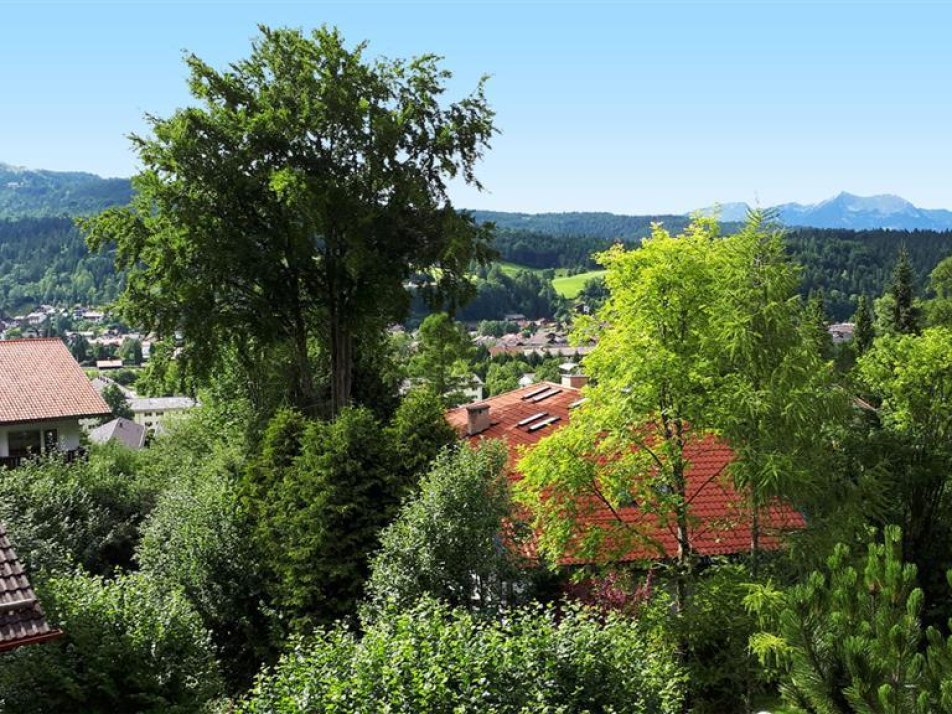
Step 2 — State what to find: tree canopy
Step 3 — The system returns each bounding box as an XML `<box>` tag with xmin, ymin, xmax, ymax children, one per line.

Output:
<box><xmin>82</xmin><ymin>25</ymin><xmax>496</xmax><ymax>416</ymax></box>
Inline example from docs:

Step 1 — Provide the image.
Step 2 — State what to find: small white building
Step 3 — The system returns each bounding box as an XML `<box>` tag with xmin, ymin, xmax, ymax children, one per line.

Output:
<box><xmin>0</xmin><ymin>338</ymin><xmax>111</xmax><ymax>466</ymax></box>
<box><xmin>129</xmin><ymin>396</ymin><xmax>197</xmax><ymax>431</ymax></box>
<box><xmin>828</xmin><ymin>322</ymin><xmax>855</xmax><ymax>344</ymax></box>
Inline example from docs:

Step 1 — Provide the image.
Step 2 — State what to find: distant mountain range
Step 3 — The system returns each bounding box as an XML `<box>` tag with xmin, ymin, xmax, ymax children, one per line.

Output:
<box><xmin>476</xmin><ymin>193</ymin><xmax>952</xmax><ymax>237</ymax></box>
<box><xmin>2</xmin><ymin>162</ymin><xmax>950</xmax><ymax>234</ymax></box>
<box><xmin>0</xmin><ymin>163</ymin><xmax>132</xmax><ymax>219</ymax></box>
<box><xmin>701</xmin><ymin>192</ymin><xmax>952</xmax><ymax>231</ymax></box>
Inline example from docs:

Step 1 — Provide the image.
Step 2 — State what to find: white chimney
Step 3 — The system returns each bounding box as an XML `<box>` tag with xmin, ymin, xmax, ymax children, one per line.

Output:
<box><xmin>466</xmin><ymin>403</ymin><xmax>491</xmax><ymax>436</ymax></box>
<box><xmin>561</xmin><ymin>374</ymin><xmax>589</xmax><ymax>390</ymax></box>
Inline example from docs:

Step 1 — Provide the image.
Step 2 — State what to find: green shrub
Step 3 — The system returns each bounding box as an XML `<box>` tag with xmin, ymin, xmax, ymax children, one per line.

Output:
<box><xmin>0</xmin><ymin>443</ymin><xmax>152</xmax><ymax>576</ymax></box>
<box><xmin>137</xmin><ymin>445</ymin><xmax>273</xmax><ymax>692</ymax></box>
<box><xmin>0</xmin><ymin>571</ymin><xmax>222</xmax><ymax>713</ymax></box>
<box><xmin>240</xmin><ymin>598</ymin><xmax>685</xmax><ymax>713</ymax></box>
<box><xmin>365</xmin><ymin>440</ymin><xmax>530</xmax><ymax>615</ymax></box>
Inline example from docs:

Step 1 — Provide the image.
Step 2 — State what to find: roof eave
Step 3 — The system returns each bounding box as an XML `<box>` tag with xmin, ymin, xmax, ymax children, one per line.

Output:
<box><xmin>0</xmin><ymin>411</ymin><xmax>113</xmax><ymax>427</ymax></box>
<box><xmin>0</xmin><ymin>628</ymin><xmax>63</xmax><ymax>653</ymax></box>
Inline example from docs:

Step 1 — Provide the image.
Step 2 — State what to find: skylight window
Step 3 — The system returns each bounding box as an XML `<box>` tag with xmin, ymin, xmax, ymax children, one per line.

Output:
<box><xmin>531</xmin><ymin>388</ymin><xmax>563</xmax><ymax>403</ymax></box>
<box><xmin>517</xmin><ymin>412</ymin><xmax>548</xmax><ymax>427</ymax></box>
<box><xmin>528</xmin><ymin>416</ymin><xmax>561</xmax><ymax>431</ymax></box>
<box><xmin>521</xmin><ymin>386</ymin><xmax>550</xmax><ymax>400</ymax></box>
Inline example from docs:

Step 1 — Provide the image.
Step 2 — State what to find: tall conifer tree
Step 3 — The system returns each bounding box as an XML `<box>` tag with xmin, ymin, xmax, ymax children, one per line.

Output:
<box><xmin>891</xmin><ymin>246</ymin><xmax>921</xmax><ymax>335</ymax></box>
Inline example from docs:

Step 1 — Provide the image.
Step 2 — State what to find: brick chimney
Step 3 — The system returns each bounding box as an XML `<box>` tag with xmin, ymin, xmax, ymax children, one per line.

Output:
<box><xmin>561</xmin><ymin>374</ymin><xmax>589</xmax><ymax>390</ymax></box>
<box><xmin>465</xmin><ymin>403</ymin><xmax>491</xmax><ymax>436</ymax></box>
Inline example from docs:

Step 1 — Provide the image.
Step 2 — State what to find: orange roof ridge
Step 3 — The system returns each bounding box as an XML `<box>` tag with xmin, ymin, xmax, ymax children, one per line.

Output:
<box><xmin>0</xmin><ymin>339</ymin><xmax>111</xmax><ymax>425</ymax></box>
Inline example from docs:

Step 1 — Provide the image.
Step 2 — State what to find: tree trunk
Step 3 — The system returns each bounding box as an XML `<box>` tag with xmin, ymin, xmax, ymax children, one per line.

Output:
<box><xmin>292</xmin><ymin>325</ymin><xmax>317</xmax><ymax>417</ymax></box>
<box><xmin>329</xmin><ymin>312</ymin><xmax>353</xmax><ymax>418</ymax></box>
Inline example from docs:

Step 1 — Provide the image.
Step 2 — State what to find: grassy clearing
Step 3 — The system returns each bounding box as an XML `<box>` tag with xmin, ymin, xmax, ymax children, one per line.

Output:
<box><xmin>487</xmin><ymin>261</ymin><xmax>606</xmax><ymax>299</ymax></box>
<box><xmin>552</xmin><ymin>270</ymin><xmax>606</xmax><ymax>298</ymax></box>
<box><xmin>496</xmin><ymin>261</ymin><xmax>544</xmax><ymax>276</ymax></box>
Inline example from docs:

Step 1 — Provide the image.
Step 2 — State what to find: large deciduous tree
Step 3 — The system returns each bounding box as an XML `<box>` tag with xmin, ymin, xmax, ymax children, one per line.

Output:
<box><xmin>517</xmin><ymin>217</ymin><xmax>726</xmax><ymax>624</ymax></box>
<box><xmin>82</xmin><ymin>26</ymin><xmax>496</xmax><ymax>416</ymax></box>
<box><xmin>517</xmin><ymin>214</ymin><xmax>839</xmax><ymax>650</ymax></box>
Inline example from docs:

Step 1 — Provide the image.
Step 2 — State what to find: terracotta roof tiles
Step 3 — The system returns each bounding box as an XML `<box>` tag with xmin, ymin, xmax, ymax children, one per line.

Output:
<box><xmin>446</xmin><ymin>382</ymin><xmax>805</xmax><ymax>565</ymax></box>
<box><xmin>0</xmin><ymin>338</ymin><xmax>111</xmax><ymax>425</ymax></box>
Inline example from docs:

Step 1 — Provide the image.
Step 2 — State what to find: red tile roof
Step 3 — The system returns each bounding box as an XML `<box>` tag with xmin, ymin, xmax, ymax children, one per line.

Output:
<box><xmin>0</xmin><ymin>339</ymin><xmax>111</xmax><ymax>425</ymax></box>
<box><xmin>446</xmin><ymin>382</ymin><xmax>805</xmax><ymax>564</ymax></box>
<box><xmin>0</xmin><ymin>522</ymin><xmax>60</xmax><ymax>652</ymax></box>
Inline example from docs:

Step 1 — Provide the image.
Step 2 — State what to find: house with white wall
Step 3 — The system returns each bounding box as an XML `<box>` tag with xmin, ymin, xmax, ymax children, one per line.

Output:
<box><xmin>0</xmin><ymin>338</ymin><xmax>111</xmax><ymax>467</ymax></box>
<box><xmin>129</xmin><ymin>396</ymin><xmax>196</xmax><ymax>431</ymax></box>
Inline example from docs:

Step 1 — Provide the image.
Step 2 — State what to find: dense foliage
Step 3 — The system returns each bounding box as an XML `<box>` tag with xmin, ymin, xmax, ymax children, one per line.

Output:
<box><xmin>0</xmin><ymin>217</ymin><xmax>121</xmax><ymax>313</ymax></box>
<box><xmin>0</xmin><ymin>571</ymin><xmax>222</xmax><ymax>713</ymax></box>
<box><xmin>455</xmin><ymin>264</ymin><xmax>565</xmax><ymax>321</ymax></box>
<box><xmin>0</xmin><ymin>444</ymin><xmax>155</xmax><ymax>576</ymax></box>
<box><xmin>240</xmin><ymin>598</ymin><xmax>685</xmax><ymax>714</ymax></box>
<box><xmin>788</xmin><ymin>227</ymin><xmax>952</xmax><ymax>319</ymax></box>
<box><xmin>748</xmin><ymin>526</ymin><xmax>952</xmax><ymax>712</ymax></box>
<box><xmin>365</xmin><ymin>441</ymin><xmax>529</xmax><ymax>613</ymax></box>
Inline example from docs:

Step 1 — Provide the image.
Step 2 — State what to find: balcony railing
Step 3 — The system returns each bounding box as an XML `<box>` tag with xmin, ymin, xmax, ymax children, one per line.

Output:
<box><xmin>0</xmin><ymin>448</ymin><xmax>87</xmax><ymax>470</ymax></box>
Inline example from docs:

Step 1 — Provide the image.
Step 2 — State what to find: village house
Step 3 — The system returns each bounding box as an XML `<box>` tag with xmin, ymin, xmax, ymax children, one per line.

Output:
<box><xmin>129</xmin><ymin>396</ymin><xmax>197</xmax><ymax>431</ymax></box>
<box><xmin>0</xmin><ymin>338</ymin><xmax>111</xmax><ymax>468</ymax></box>
<box><xmin>828</xmin><ymin>321</ymin><xmax>855</xmax><ymax>344</ymax></box>
<box><xmin>445</xmin><ymin>377</ymin><xmax>803</xmax><ymax>567</ymax></box>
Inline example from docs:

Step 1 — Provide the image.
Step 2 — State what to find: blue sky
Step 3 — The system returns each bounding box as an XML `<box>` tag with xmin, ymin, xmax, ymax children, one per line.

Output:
<box><xmin>1</xmin><ymin>1</ymin><xmax>950</xmax><ymax>213</ymax></box>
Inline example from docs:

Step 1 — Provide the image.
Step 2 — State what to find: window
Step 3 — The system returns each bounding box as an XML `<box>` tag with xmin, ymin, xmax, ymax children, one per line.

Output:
<box><xmin>8</xmin><ymin>430</ymin><xmax>41</xmax><ymax>458</ymax></box>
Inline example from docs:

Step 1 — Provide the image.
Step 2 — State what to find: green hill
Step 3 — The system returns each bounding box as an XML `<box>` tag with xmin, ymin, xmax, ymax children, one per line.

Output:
<box><xmin>0</xmin><ymin>163</ymin><xmax>132</xmax><ymax>219</ymax></box>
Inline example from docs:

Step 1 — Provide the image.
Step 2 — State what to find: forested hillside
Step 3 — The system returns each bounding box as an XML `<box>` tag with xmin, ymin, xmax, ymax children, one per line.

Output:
<box><xmin>472</xmin><ymin>209</ymin><xmax>699</xmax><ymax>240</ymax></box>
<box><xmin>4</xmin><ymin>194</ymin><xmax>952</xmax><ymax>321</ymax></box>
<box><xmin>0</xmin><ymin>164</ymin><xmax>131</xmax><ymax>218</ymax></box>
<box><xmin>0</xmin><ymin>217</ymin><xmax>121</xmax><ymax>313</ymax></box>
<box><xmin>789</xmin><ymin>227</ymin><xmax>952</xmax><ymax>318</ymax></box>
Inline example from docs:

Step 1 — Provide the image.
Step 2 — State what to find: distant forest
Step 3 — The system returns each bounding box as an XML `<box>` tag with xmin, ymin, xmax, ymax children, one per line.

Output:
<box><xmin>2</xmin><ymin>212</ymin><xmax>952</xmax><ymax>322</ymax></box>
<box><xmin>788</xmin><ymin>228</ymin><xmax>952</xmax><ymax>319</ymax></box>
<box><xmin>0</xmin><ymin>166</ymin><xmax>132</xmax><ymax>220</ymax></box>
<box><xmin>493</xmin><ymin>225</ymin><xmax>952</xmax><ymax>320</ymax></box>
<box><xmin>0</xmin><ymin>217</ymin><xmax>122</xmax><ymax>313</ymax></box>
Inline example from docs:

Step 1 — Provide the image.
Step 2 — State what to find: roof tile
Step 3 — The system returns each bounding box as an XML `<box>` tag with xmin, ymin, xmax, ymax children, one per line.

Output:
<box><xmin>0</xmin><ymin>522</ymin><xmax>60</xmax><ymax>651</ymax></box>
<box><xmin>446</xmin><ymin>382</ymin><xmax>805</xmax><ymax>564</ymax></box>
<box><xmin>0</xmin><ymin>339</ymin><xmax>111</xmax><ymax>425</ymax></box>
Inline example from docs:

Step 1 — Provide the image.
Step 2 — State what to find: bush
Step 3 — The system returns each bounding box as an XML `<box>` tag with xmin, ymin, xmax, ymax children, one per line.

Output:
<box><xmin>747</xmin><ymin>525</ymin><xmax>952</xmax><ymax>712</ymax></box>
<box><xmin>0</xmin><ymin>571</ymin><xmax>223</xmax><ymax>713</ymax></box>
<box><xmin>679</xmin><ymin>564</ymin><xmax>765</xmax><ymax>713</ymax></box>
<box><xmin>365</xmin><ymin>440</ymin><xmax>529</xmax><ymax>615</ymax></box>
<box><xmin>246</xmin><ymin>407</ymin><xmax>401</xmax><ymax>629</ymax></box>
<box><xmin>137</xmin><ymin>444</ymin><xmax>273</xmax><ymax>692</ymax></box>
<box><xmin>0</xmin><ymin>443</ymin><xmax>152</xmax><ymax>576</ymax></box>
<box><xmin>240</xmin><ymin>598</ymin><xmax>685</xmax><ymax>713</ymax></box>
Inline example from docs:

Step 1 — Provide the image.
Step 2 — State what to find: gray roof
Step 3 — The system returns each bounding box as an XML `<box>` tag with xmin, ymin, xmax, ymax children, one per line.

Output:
<box><xmin>88</xmin><ymin>417</ymin><xmax>146</xmax><ymax>450</ymax></box>
<box><xmin>0</xmin><ymin>522</ymin><xmax>60</xmax><ymax>651</ymax></box>
<box><xmin>90</xmin><ymin>376</ymin><xmax>135</xmax><ymax>399</ymax></box>
<box><xmin>129</xmin><ymin>396</ymin><xmax>196</xmax><ymax>412</ymax></box>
